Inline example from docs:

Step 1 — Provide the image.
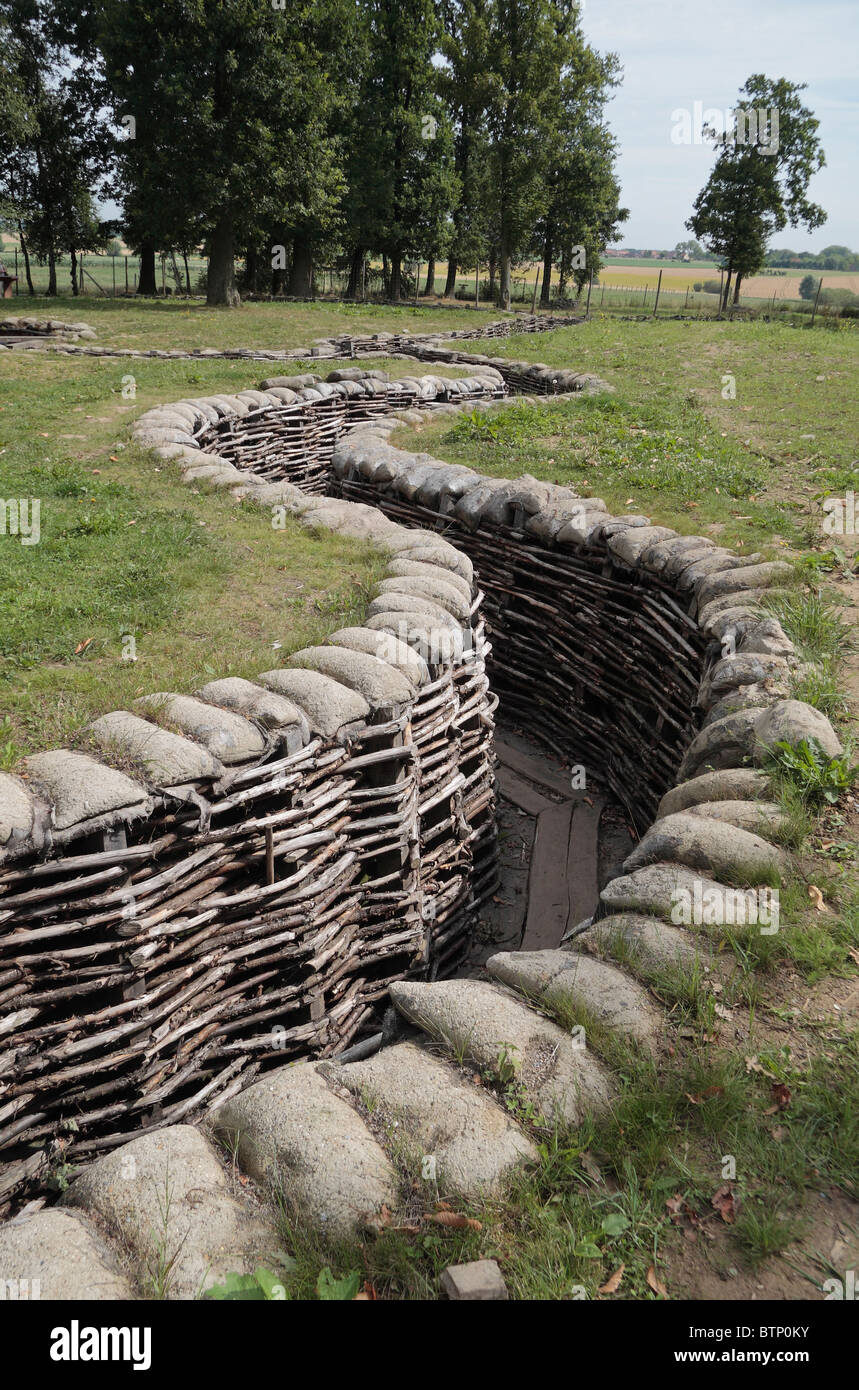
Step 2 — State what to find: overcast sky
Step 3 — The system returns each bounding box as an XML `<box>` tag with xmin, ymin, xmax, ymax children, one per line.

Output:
<box><xmin>582</xmin><ymin>0</ymin><xmax>858</xmax><ymax>250</ymax></box>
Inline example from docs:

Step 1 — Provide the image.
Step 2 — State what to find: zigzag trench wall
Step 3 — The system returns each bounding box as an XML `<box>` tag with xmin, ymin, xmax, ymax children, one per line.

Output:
<box><xmin>0</xmin><ymin>326</ymin><xmax>842</xmax><ymax>1209</ymax></box>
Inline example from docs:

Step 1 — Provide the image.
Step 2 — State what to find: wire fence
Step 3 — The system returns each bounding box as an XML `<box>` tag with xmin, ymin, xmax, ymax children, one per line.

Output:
<box><xmin>1</xmin><ymin>249</ymin><xmax>854</xmax><ymax>328</ymax></box>
<box><xmin>1</xmin><ymin>249</ymin><xmax>210</xmax><ymax>299</ymax></box>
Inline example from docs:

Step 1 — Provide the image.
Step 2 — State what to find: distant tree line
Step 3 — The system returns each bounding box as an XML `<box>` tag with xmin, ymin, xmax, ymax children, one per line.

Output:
<box><xmin>0</xmin><ymin>0</ymin><xmax>627</xmax><ymax>307</ymax></box>
<box><xmin>766</xmin><ymin>245</ymin><xmax>859</xmax><ymax>271</ymax></box>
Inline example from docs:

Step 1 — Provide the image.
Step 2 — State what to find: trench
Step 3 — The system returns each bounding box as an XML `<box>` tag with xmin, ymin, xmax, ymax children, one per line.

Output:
<box><xmin>199</xmin><ymin>365</ymin><xmax>708</xmax><ymax>958</ymax></box>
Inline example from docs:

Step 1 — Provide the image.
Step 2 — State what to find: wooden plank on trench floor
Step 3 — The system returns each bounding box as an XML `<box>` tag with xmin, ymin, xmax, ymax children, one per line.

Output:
<box><xmin>495</xmin><ymin>736</ymin><xmax>573</xmax><ymax>799</ymax></box>
<box><xmin>522</xmin><ymin>802</ymin><xmax>573</xmax><ymax>950</ymax></box>
<box><xmin>496</xmin><ymin>764</ymin><xmax>554</xmax><ymax>817</ymax></box>
<box><xmin>566</xmin><ymin>797</ymin><xmax>603</xmax><ymax>935</ymax></box>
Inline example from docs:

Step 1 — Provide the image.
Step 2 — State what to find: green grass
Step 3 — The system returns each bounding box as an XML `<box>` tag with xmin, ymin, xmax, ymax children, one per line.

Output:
<box><xmin>5</xmin><ymin>293</ymin><xmax>487</xmax><ymax>351</ymax></box>
<box><xmin>0</xmin><ymin>348</ymin><xmax>405</xmax><ymax>759</ymax></box>
<box><xmin>235</xmin><ymin>1034</ymin><xmax>859</xmax><ymax>1301</ymax></box>
<box><xmin>391</xmin><ymin>316</ymin><xmax>859</xmax><ymax>554</ymax></box>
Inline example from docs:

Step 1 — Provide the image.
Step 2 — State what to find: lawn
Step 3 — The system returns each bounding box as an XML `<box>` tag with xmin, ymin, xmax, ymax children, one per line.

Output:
<box><xmin>3</xmin><ymin>293</ymin><xmax>487</xmax><ymax>351</ymax></box>
<box><xmin>404</xmin><ymin>316</ymin><xmax>859</xmax><ymax>556</ymax></box>
<box><xmin>0</xmin><ymin>345</ymin><xmax>420</xmax><ymax>760</ymax></box>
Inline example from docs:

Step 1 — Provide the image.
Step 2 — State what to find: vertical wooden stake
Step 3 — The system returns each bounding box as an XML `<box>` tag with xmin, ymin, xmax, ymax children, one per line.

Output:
<box><xmin>475</xmin><ymin>264</ymin><xmax>479</xmax><ymax>309</ymax></box>
<box><xmin>653</xmin><ymin>267</ymin><xmax>663</xmax><ymax>317</ymax></box>
<box><xmin>810</xmin><ymin>276</ymin><xmax>824</xmax><ymax>327</ymax></box>
<box><xmin>586</xmin><ymin>271</ymin><xmax>593</xmax><ymax>316</ymax></box>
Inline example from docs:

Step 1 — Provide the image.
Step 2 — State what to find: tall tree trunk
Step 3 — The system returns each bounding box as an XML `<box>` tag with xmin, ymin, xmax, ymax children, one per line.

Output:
<box><xmin>733</xmin><ymin>272</ymin><xmax>743</xmax><ymax>304</ymax></box>
<box><xmin>183</xmin><ymin>251</ymin><xmax>191</xmax><ymax>296</ymax></box>
<box><xmin>499</xmin><ymin>234</ymin><xmax>512</xmax><ymax>310</ymax></box>
<box><xmin>346</xmin><ymin>246</ymin><xmax>364</xmax><ymax>298</ymax></box>
<box><xmin>207</xmin><ymin>215</ymin><xmax>240</xmax><ymax>306</ymax></box>
<box><xmin>488</xmin><ymin>255</ymin><xmax>497</xmax><ymax>299</ymax></box>
<box><xmin>389</xmin><ymin>251</ymin><xmax>402</xmax><ymax>301</ymax></box>
<box><xmin>422</xmin><ymin>256</ymin><xmax>435</xmax><ymax>297</ymax></box>
<box><xmin>443</xmin><ymin>259</ymin><xmax>457</xmax><ymax>297</ymax></box>
<box><xmin>721</xmin><ymin>268</ymin><xmax>732</xmax><ymax>312</ymax></box>
<box><xmin>287</xmin><ymin>233</ymin><xmax>313</xmax><ymax>296</ymax></box>
<box><xmin>382</xmin><ymin>253</ymin><xmax>390</xmax><ymax>297</ymax></box>
<box><xmin>541</xmin><ymin>231</ymin><xmax>553</xmax><ymax>306</ymax></box>
<box><xmin>47</xmin><ymin>246</ymin><xmax>57</xmax><ymax>297</ymax></box>
<box><xmin>137</xmin><ymin>238</ymin><xmax>157</xmax><ymax>296</ymax></box>
<box><xmin>69</xmin><ymin>248</ymin><xmax>78</xmax><ymax>296</ymax></box>
<box><xmin>558</xmin><ymin>254</ymin><xmax>569</xmax><ymax>300</ymax></box>
<box><xmin>17</xmin><ymin>223</ymin><xmax>34</xmax><ymax>295</ymax></box>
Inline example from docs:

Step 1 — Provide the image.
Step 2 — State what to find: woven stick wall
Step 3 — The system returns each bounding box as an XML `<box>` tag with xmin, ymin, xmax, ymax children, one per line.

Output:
<box><xmin>0</xmin><ymin>371</ymin><xmax>504</xmax><ymax>1206</ymax></box>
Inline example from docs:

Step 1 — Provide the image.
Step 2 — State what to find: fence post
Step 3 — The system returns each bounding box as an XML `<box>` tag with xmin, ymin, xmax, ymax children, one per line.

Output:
<box><xmin>601</xmin><ymin>283</ymin><xmax>606</xmax><ymax>307</ymax></box>
<box><xmin>125</xmin><ymin>256</ymin><xmax>129</xmax><ymax>296</ymax></box>
<box><xmin>475</xmin><ymin>265</ymin><xmax>479</xmax><ymax>309</ymax></box>
<box><xmin>112</xmin><ymin>256</ymin><xmax>116</xmax><ymax>298</ymax></box>
<box><xmin>14</xmin><ymin>248</ymin><xmax>18</xmax><ymax>295</ymax></box>
<box><xmin>653</xmin><ymin>268</ymin><xmax>663</xmax><ymax>318</ymax></box>
<box><xmin>684</xmin><ymin>285</ymin><xmax>689</xmax><ymax>310</ymax></box>
<box><xmin>810</xmin><ymin>276</ymin><xmax>824</xmax><ymax>327</ymax></box>
<box><xmin>586</xmin><ymin>270</ymin><xmax>593</xmax><ymax>316</ymax></box>
<box><xmin>642</xmin><ymin>284</ymin><xmax>647</xmax><ymax>309</ymax></box>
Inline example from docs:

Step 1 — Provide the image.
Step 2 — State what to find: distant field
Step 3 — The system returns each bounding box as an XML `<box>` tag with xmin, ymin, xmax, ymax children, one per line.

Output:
<box><xmin>597</xmin><ymin>265</ymin><xmax>859</xmax><ymax>299</ymax></box>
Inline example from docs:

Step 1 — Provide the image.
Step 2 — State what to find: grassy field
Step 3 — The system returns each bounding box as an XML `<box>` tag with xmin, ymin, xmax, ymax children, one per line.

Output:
<box><xmin>2</xmin><ymin>294</ymin><xmax>486</xmax><ymax>349</ymax></box>
<box><xmin>2</xmin><ymin>300</ymin><xmax>858</xmax><ymax>1300</ymax></box>
<box><xmin>403</xmin><ymin>317</ymin><xmax>858</xmax><ymax>553</ymax></box>
<box><xmin>0</xmin><ymin>346</ymin><xmax>418</xmax><ymax>760</ymax></box>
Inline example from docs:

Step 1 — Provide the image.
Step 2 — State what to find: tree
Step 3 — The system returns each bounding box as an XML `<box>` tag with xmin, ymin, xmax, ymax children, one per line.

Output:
<box><xmin>687</xmin><ymin>76</ymin><xmax>826</xmax><ymax>310</ymax></box>
<box><xmin>437</xmin><ymin>0</ymin><xmax>494</xmax><ymax>296</ymax></box>
<box><xmin>98</xmin><ymin>0</ymin><xmax>350</xmax><ymax>306</ymax></box>
<box><xmin>343</xmin><ymin>0</ymin><xmax>457</xmax><ymax>302</ymax></box>
<box><xmin>0</xmin><ymin>0</ymin><xmax>111</xmax><ymax>296</ymax></box>
<box><xmin>485</xmin><ymin>0</ymin><xmax>589</xmax><ymax>309</ymax></box>
<box><xmin>799</xmin><ymin>273</ymin><xmax>819</xmax><ymax>300</ymax></box>
<box><xmin>533</xmin><ymin>34</ymin><xmax>625</xmax><ymax>304</ymax></box>
<box><xmin>674</xmin><ymin>238</ymin><xmax>703</xmax><ymax>259</ymax></box>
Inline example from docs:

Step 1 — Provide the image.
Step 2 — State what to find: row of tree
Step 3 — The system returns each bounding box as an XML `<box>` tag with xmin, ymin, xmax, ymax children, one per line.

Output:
<box><xmin>0</xmin><ymin>0</ymin><xmax>628</xmax><ymax>307</ymax></box>
<box><xmin>767</xmin><ymin>245</ymin><xmax>858</xmax><ymax>272</ymax></box>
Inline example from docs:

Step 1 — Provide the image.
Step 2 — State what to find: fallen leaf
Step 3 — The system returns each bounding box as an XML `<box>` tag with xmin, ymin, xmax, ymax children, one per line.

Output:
<box><xmin>713</xmin><ymin>1004</ymin><xmax>733</xmax><ymax>1021</ymax></box>
<box><xmin>73</xmin><ymin>638</ymin><xmax>93</xmax><ymax>656</ymax></box>
<box><xmin>808</xmin><ymin>884</ymin><xmax>830</xmax><ymax>912</ymax></box>
<box><xmin>580</xmin><ymin>1151</ymin><xmax>602</xmax><ymax>1182</ymax></box>
<box><xmin>666</xmin><ymin>1194</ymin><xmax>685</xmax><ymax>1222</ymax></box>
<box><xmin>646</xmin><ymin>1264</ymin><xmax>668</xmax><ymax>1298</ymax></box>
<box><xmin>770</xmin><ymin>1081</ymin><xmax>791</xmax><ymax>1110</ymax></box>
<box><xmin>711</xmin><ymin>1185</ymin><xmax>736</xmax><ymax>1224</ymax></box>
<box><xmin>598</xmin><ymin>1264</ymin><xmax>625</xmax><ymax>1295</ymax></box>
<box><xmin>686</xmin><ymin>1085</ymin><xmax>724</xmax><ymax>1105</ymax></box>
<box><xmin>424</xmin><ymin>1211</ymin><xmax>482</xmax><ymax>1231</ymax></box>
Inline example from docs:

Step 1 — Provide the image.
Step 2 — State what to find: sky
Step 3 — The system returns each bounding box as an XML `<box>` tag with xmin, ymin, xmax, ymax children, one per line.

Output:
<box><xmin>581</xmin><ymin>0</ymin><xmax>859</xmax><ymax>251</ymax></box>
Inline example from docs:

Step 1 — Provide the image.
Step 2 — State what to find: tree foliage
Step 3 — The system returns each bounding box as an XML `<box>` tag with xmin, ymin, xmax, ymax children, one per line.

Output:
<box><xmin>687</xmin><ymin>75</ymin><xmax>826</xmax><ymax>308</ymax></box>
